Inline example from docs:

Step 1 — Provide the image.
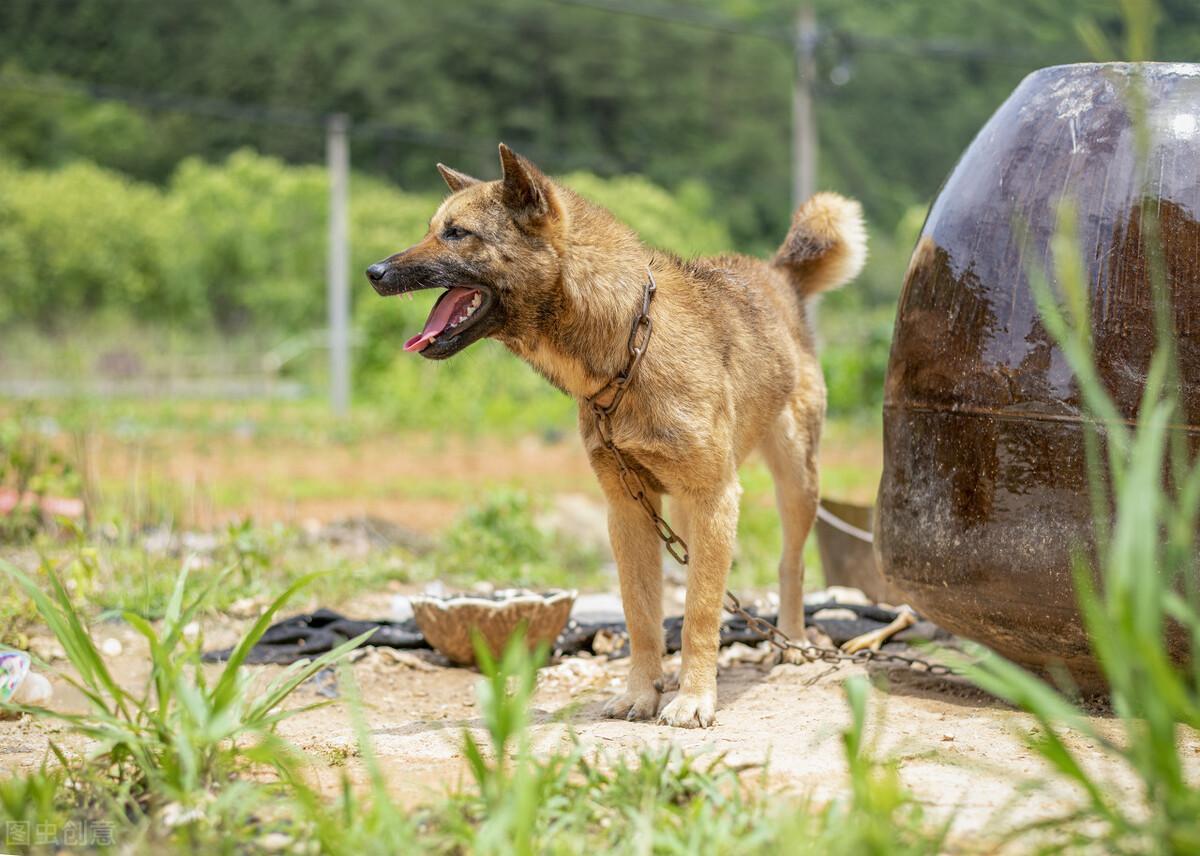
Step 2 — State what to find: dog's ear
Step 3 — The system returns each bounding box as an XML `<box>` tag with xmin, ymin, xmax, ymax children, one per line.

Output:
<box><xmin>498</xmin><ymin>143</ymin><xmax>560</xmax><ymax>224</ymax></box>
<box><xmin>436</xmin><ymin>163</ymin><xmax>481</xmax><ymax>193</ymax></box>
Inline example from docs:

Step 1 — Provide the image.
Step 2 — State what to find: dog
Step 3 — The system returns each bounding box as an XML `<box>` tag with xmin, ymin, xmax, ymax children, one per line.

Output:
<box><xmin>366</xmin><ymin>144</ymin><xmax>866</xmax><ymax>727</ymax></box>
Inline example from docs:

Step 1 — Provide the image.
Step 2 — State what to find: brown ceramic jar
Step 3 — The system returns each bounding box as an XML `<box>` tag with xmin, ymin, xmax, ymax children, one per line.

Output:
<box><xmin>876</xmin><ymin>63</ymin><xmax>1200</xmax><ymax>686</ymax></box>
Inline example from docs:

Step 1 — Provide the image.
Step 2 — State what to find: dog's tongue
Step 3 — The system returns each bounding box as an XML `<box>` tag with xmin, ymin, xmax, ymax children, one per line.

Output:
<box><xmin>405</xmin><ymin>287</ymin><xmax>479</xmax><ymax>353</ymax></box>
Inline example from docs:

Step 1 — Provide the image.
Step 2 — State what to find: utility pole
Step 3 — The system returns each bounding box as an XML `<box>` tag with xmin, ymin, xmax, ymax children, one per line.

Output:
<box><xmin>791</xmin><ymin>4</ymin><xmax>818</xmax><ymax>208</ymax></box>
<box><xmin>326</xmin><ymin>113</ymin><xmax>351</xmax><ymax>417</ymax></box>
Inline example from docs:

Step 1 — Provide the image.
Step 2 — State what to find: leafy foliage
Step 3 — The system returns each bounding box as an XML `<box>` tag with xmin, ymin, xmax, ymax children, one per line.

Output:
<box><xmin>0</xmin><ymin>559</ymin><xmax>369</xmax><ymax>840</ymax></box>
<box><xmin>0</xmin><ymin>406</ymin><xmax>81</xmax><ymax>540</ymax></box>
<box><xmin>1</xmin><ymin>0</ymin><xmax>1170</xmax><ymax>243</ymax></box>
<box><xmin>428</xmin><ymin>490</ymin><xmax>606</xmax><ymax>588</ymax></box>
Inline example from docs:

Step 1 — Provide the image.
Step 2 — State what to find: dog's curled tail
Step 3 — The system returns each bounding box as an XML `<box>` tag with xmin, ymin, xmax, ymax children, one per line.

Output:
<box><xmin>772</xmin><ymin>192</ymin><xmax>867</xmax><ymax>298</ymax></box>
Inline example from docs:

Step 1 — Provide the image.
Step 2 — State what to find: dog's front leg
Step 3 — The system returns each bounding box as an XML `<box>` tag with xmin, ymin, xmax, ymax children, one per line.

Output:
<box><xmin>596</xmin><ymin>469</ymin><xmax>666</xmax><ymax>721</ymax></box>
<box><xmin>658</xmin><ymin>478</ymin><xmax>740</xmax><ymax>728</ymax></box>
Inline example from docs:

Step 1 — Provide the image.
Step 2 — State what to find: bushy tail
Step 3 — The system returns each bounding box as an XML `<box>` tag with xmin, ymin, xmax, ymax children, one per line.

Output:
<box><xmin>772</xmin><ymin>192</ymin><xmax>867</xmax><ymax>298</ymax></box>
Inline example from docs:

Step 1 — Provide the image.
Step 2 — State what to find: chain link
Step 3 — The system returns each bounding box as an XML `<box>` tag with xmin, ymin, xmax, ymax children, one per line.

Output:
<box><xmin>588</xmin><ymin>269</ymin><xmax>689</xmax><ymax>565</ymax></box>
<box><xmin>722</xmin><ymin>592</ymin><xmax>959</xmax><ymax>675</ymax></box>
<box><xmin>589</xmin><ymin>268</ymin><xmax>958</xmax><ymax>676</ymax></box>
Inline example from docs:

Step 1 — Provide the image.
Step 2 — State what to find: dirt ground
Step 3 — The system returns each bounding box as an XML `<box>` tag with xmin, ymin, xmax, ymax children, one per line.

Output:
<box><xmin>7</xmin><ymin>584</ymin><xmax>1195</xmax><ymax>848</ymax></box>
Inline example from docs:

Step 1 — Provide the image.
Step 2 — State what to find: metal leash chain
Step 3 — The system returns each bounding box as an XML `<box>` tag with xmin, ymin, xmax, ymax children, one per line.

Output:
<box><xmin>588</xmin><ymin>268</ymin><xmax>957</xmax><ymax>677</ymax></box>
<box><xmin>722</xmin><ymin>592</ymin><xmax>958</xmax><ymax>676</ymax></box>
<box><xmin>587</xmin><ymin>269</ymin><xmax>689</xmax><ymax>565</ymax></box>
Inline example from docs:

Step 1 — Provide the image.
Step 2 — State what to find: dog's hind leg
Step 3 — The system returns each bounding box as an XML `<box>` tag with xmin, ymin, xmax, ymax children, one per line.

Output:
<box><xmin>658</xmin><ymin>477</ymin><xmax>741</xmax><ymax>728</ymax></box>
<box><xmin>594</xmin><ymin>459</ymin><xmax>666</xmax><ymax>721</ymax></box>
<box><xmin>760</xmin><ymin>403</ymin><xmax>822</xmax><ymax>644</ymax></box>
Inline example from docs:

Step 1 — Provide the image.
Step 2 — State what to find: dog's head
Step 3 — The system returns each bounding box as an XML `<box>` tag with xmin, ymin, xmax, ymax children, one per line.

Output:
<box><xmin>366</xmin><ymin>144</ymin><xmax>565</xmax><ymax>360</ymax></box>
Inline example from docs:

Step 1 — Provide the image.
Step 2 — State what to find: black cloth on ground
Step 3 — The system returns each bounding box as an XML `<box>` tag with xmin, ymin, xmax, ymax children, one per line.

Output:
<box><xmin>203</xmin><ymin>602</ymin><xmax>905</xmax><ymax>666</ymax></box>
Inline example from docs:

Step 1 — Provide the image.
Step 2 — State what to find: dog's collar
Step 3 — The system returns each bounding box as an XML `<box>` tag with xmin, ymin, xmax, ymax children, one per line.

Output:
<box><xmin>586</xmin><ymin>268</ymin><xmax>656</xmax><ymax>412</ymax></box>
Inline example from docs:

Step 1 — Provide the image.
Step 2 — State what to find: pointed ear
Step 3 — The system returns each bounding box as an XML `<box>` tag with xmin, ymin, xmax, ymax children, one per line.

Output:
<box><xmin>436</xmin><ymin>163</ymin><xmax>481</xmax><ymax>193</ymax></box>
<box><xmin>498</xmin><ymin>143</ymin><xmax>559</xmax><ymax>223</ymax></box>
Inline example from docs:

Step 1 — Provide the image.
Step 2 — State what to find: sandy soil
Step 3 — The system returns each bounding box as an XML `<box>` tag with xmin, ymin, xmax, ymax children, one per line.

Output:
<box><xmin>6</xmin><ymin>599</ymin><xmax>1194</xmax><ymax>849</ymax></box>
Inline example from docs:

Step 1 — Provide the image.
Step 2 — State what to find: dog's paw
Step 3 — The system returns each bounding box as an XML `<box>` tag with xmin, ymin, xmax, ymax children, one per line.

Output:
<box><xmin>773</xmin><ymin>646</ymin><xmax>810</xmax><ymax>666</ymax></box>
<box><xmin>602</xmin><ymin>687</ymin><xmax>661</xmax><ymax>721</ymax></box>
<box><xmin>657</xmin><ymin>691</ymin><xmax>716</xmax><ymax>728</ymax></box>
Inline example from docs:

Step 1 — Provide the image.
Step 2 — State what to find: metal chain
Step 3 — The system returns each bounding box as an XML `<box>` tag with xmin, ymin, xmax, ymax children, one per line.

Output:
<box><xmin>589</xmin><ymin>268</ymin><xmax>958</xmax><ymax>677</ymax></box>
<box><xmin>587</xmin><ymin>269</ymin><xmax>689</xmax><ymax>565</ymax></box>
<box><xmin>722</xmin><ymin>591</ymin><xmax>959</xmax><ymax>676</ymax></box>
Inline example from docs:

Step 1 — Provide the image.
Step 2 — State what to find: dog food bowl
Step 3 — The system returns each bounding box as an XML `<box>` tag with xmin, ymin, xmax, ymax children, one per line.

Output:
<box><xmin>408</xmin><ymin>589</ymin><xmax>576</xmax><ymax>666</ymax></box>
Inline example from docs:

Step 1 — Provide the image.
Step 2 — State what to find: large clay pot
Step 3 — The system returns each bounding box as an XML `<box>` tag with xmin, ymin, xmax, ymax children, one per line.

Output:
<box><xmin>876</xmin><ymin>63</ymin><xmax>1200</xmax><ymax>686</ymax></box>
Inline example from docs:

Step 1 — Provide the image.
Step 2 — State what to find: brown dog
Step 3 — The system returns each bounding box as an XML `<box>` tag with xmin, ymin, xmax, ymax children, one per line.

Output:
<box><xmin>366</xmin><ymin>144</ymin><xmax>866</xmax><ymax>727</ymax></box>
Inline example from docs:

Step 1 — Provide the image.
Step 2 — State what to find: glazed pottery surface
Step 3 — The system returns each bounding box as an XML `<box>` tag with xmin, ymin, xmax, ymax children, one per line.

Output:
<box><xmin>877</xmin><ymin>63</ymin><xmax>1200</xmax><ymax>685</ymax></box>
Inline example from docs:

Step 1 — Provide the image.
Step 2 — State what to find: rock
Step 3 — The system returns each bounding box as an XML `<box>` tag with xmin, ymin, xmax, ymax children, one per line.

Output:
<box><xmin>810</xmin><ymin>607</ymin><xmax>859</xmax><ymax>622</ymax></box>
<box><xmin>538</xmin><ymin>657</ymin><xmax>608</xmax><ymax>686</ymax></box>
<box><xmin>718</xmin><ymin>642</ymin><xmax>772</xmax><ymax>668</ymax></box>
<box><xmin>319</xmin><ymin>515</ymin><xmax>434</xmax><ymax>554</ymax></box>
<box><xmin>160</xmin><ymin>802</ymin><xmax>206</xmax><ymax>829</ymax></box>
<box><xmin>27</xmin><ymin>637</ymin><xmax>65</xmax><ymax>663</ymax></box>
<box><xmin>228</xmin><ymin>597</ymin><xmax>264</xmax><ymax>619</ymax></box>
<box><xmin>592</xmin><ymin>628</ymin><xmax>628</xmax><ymax>656</ymax></box>
<box><xmin>12</xmin><ymin>672</ymin><xmax>52</xmax><ymax>705</ymax></box>
<box><xmin>807</xmin><ymin>586</ymin><xmax>871</xmax><ymax>606</ymax></box>
<box><xmin>390</xmin><ymin>595</ymin><xmax>414</xmax><ymax>622</ymax></box>
<box><xmin>259</xmin><ymin>833</ymin><xmax>294</xmax><ymax>853</ymax></box>
<box><xmin>179</xmin><ymin>532</ymin><xmax>220</xmax><ymax>554</ymax></box>
<box><xmin>100</xmin><ymin>638</ymin><xmax>123</xmax><ymax>657</ymax></box>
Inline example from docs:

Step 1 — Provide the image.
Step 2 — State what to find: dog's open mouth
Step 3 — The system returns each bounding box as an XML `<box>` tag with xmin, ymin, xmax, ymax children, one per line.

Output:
<box><xmin>404</xmin><ymin>286</ymin><xmax>492</xmax><ymax>354</ymax></box>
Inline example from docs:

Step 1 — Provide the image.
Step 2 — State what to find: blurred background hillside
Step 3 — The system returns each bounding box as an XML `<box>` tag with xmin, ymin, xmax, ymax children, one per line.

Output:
<box><xmin>0</xmin><ymin>1</ymin><xmax>1197</xmax><ymax>577</ymax></box>
<box><xmin>7</xmin><ymin>0</ymin><xmax>1199</xmax><ymax>418</ymax></box>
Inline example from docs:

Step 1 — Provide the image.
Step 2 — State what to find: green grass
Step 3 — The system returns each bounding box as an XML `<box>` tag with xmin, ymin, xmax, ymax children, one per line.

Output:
<box><xmin>0</xmin><ymin>487</ymin><xmax>613</xmax><ymax>643</ymax></box>
<box><xmin>1</xmin><ymin>589</ymin><xmax>950</xmax><ymax>854</ymax></box>
<box><xmin>0</xmin><ymin>560</ymin><xmax>369</xmax><ymax>851</ymax></box>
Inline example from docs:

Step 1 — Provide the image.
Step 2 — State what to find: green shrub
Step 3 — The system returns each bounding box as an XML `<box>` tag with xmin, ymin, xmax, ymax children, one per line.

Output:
<box><xmin>559</xmin><ymin>171</ymin><xmax>732</xmax><ymax>257</ymax></box>
<box><xmin>426</xmin><ymin>490</ymin><xmax>605</xmax><ymax>587</ymax></box>
<box><xmin>0</xmin><ymin>160</ymin><xmax>175</xmax><ymax>327</ymax></box>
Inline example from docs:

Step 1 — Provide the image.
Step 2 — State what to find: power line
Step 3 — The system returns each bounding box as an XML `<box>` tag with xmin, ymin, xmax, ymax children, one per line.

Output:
<box><xmin>555</xmin><ymin>0</ymin><xmax>1060</xmax><ymax>66</ymax></box>
<box><xmin>0</xmin><ymin>73</ymin><xmax>479</xmax><ymax>151</ymax></box>
<box><xmin>555</xmin><ymin>0</ymin><xmax>787</xmax><ymax>42</ymax></box>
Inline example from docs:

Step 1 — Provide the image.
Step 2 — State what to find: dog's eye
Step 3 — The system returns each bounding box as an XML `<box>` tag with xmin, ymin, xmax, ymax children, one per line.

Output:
<box><xmin>442</xmin><ymin>225</ymin><xmax>471</xmax><ymax>241</ymax></box>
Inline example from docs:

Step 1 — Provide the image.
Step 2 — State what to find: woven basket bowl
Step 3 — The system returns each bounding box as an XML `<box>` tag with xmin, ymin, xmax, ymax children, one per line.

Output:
<box><xmin>409</xmin><ymin>590</ymin><xmax>576</xmax><ymax>666</ymax></box>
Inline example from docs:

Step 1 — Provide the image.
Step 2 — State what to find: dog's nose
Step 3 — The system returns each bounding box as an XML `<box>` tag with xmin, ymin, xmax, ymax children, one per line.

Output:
<box><xmin>365</xmin><ymin>263</ymin><xmax>389</xmax><ymax>284</ymax></box>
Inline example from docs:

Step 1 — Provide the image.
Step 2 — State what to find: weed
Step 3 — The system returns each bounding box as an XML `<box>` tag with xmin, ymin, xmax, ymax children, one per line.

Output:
<box><xmin>426</xmin><ymin>490</ymin><xmax>607</xmax><ymax>589</ymax></box>
<box><xmin>0</xmin><ymin>405</ymin><xmax>81</xmax><ymax>541</ymax></box>
<box><xmin>0</xmin><ymin>560</ymin><xmax>370</xmax><ymax>847</ymax></box>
